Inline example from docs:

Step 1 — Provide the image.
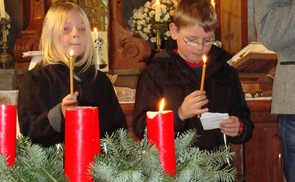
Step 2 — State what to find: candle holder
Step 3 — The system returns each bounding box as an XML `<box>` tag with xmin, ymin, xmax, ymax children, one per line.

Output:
<box><xmin>0</xmin><ymin>18</ymin><xmax>13</xmax><ymax>69</ymax></box>
<box><xmin>151</xmin><ymin>23</ymin><xmax>166</xmax><ymax>52</ymax></box>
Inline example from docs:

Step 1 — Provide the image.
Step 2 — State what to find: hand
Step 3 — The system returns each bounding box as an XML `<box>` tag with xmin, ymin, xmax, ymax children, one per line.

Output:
<box><xmin>219</xmin><ymin>116</ymin><xmax>241</xmax><ymax>137</ymax></box>
<box><xmin>61</xmin><ymin>91</ymin><xmax>79</xmax><ymax>116</ymax></box>
<box><xmin>178</xmin><ymin>90</ymin><xmax>209</xmax><ymax>121</ymax></box>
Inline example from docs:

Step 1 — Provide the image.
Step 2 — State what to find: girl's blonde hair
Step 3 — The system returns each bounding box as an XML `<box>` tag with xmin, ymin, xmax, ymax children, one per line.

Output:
<box><xmin>39</xmin><ymin>2</ymin><xmax>97</xmax><ymax>75</ymax></box>
<box><xmin>173</xmin><ymin>0</ymin><xmax>217</xmax><ymax>32</ymax></box>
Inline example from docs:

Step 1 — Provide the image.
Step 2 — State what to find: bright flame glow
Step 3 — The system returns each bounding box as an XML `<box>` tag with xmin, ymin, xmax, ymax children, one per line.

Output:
<box><xmin>70</xmin><ymin>50</ymin><xmax>74</xmax><ymax>57</ymax></box>
<box><xmin>210</xmin><ymin>0</ymin><xmax>215</xmax><ymax>8</ymax></box>
<box><xmin>202</xmin><ymin>55</ymin><xmax>207</xmax><ymax>64</ymax></box>
<box><xmin>94</xmin><ymin>27</ymin><xmax>97</xmax><ymax>32</ymax></box>
<box><xmin>159</xmin><ymin>98</ymin><xmax>165</xmax><ymax>112</ymax></box>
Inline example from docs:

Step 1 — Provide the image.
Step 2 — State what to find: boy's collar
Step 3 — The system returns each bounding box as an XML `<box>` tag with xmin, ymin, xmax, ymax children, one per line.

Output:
<box><xmin>173</xmin><ymin>49</ymin><xmax>203</xmax><ymax>67</ymax></box>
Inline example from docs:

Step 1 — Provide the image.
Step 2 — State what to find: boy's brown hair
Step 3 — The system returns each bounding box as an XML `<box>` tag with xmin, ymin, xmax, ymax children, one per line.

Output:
<box><xmin>173</xmin><ymin>0</ymin><xmax>217</xmax><ymax>32</ymax></box>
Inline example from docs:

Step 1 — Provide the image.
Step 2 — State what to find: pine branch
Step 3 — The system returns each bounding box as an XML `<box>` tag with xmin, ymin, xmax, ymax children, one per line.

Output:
<box><xmin>1</xmin><ymin>129</ymin><xmax>237</xmax><ymax>182</ymax></box>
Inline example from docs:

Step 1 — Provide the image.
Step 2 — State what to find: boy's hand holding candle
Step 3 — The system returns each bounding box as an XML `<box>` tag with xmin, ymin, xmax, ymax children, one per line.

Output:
<box><xmin>178</xmin><ymin>90</ymin><xmax>208</xmax><ymax>121</ymax></box>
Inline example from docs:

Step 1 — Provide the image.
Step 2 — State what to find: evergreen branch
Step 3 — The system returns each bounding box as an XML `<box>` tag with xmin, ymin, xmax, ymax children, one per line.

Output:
<box><xmin>175</xmin><ymin>129</ymin><xmax>198</xmax><ymax>153</ymax></box>
<box><xmin>1</xmin><ymin>129</ymin><xmax>237</xmax><ymax>181</ymax></box>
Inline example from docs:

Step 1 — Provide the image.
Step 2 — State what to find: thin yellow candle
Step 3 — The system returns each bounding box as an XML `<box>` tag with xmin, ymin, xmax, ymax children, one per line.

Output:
<box><xmin>155</xmin><ymin>0</ymin><xmax>161</xmax><ymax>22</ymax></box>
<box><xmin>69</xmin><ymin>50</ymin><xmax>74</xmax><ymax>94</ymax></box>
<box><xmin>200</xmin><ymin>55</ymin><xmax>207</xmax><ymax>91</ymax></box>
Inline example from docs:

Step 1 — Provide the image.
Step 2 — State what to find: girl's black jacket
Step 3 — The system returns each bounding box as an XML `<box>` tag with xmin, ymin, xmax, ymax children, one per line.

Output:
<box><xmin>18</xmin><ymin>64</ymin><xmax>127</xmax><ymax>147</ymax></box>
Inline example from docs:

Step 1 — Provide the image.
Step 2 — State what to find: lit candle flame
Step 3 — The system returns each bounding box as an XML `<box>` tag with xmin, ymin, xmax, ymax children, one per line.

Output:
<box><xmin>159</xmin><ymin>98</ymin><xmax>165</xmax><ymax>112</ymax></box>
<box><xmin>94</xmin><ymin>27</ymin><xmax>97</xmax><ymax>32</ymax></box>
<box><xmin>70</xmin><ymin>50</ymin><xmax>74</xmax><ymax>57</ymax></box>
<box><xmin>202</xmin><ymin>55</ymin><xmax>207</xmax><ymax>64</ymax></box>
<box><xmin>210</xmin><ymin>0</ymin><xmax>216</xmax><ymax>8</ymax></box>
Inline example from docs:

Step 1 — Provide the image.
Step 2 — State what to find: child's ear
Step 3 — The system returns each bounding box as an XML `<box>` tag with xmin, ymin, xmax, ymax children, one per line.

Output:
<box><xmin>169</xmin><ymin>23</ymin><xmax>178</xmax><ymax>40</ymax></box>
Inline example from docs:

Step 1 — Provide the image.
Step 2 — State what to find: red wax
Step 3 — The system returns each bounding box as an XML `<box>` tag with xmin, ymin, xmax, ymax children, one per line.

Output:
<box><xmin>0</xmin><ymin>104</ymin><xmax>17</xmax><ymax>166</ymax></box>
<box><xmin>65</xmin><ymin>107</ymin><xmax>100</xmax><ymax>182</ymax></box>
<box><xmin>146</xmin><ymin>110</ymin><xmax>176</xmax><ymax>176</ymax></box>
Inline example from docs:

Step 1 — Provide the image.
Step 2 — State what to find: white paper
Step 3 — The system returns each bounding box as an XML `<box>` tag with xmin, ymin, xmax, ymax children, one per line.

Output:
<box><xmin>200</xmin><ymin>112</ymin><xmax>229</xmax><ymax>130</ymax></box>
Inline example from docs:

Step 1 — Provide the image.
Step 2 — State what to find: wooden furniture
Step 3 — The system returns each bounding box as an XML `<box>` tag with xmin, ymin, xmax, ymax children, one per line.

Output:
<box><xmin>245</xmin><ymin>100</ymin><xmax>284</xmax><ymax>182</ymax></box>
<box><xmin>229</xmin><ymin>45</ymin><xmax>284</xmax><ymax>181</ymax></box>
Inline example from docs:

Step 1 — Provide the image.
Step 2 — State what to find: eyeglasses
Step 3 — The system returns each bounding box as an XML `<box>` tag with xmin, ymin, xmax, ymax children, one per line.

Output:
<box><xmin>180</xmin><ymin>33</ymin><xmax>215</xmax><ymax>47</ymax></box>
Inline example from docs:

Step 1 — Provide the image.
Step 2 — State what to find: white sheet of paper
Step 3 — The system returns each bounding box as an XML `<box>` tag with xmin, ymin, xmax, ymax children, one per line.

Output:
<box><xmin>200</xmin><ymin>112</ymin><xmax>229</xmax><ymax>130</ymax></box>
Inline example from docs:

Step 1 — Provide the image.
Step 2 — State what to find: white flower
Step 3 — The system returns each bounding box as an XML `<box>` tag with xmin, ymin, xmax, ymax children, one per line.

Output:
<box><xmin>129</xmin><ymin>0</ymin><xmax>176</xmax><ymax>43</ymax></box>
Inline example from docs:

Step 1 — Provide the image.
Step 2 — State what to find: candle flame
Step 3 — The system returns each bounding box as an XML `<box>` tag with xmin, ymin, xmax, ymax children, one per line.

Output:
<box><xmin>210</xmin><ymin>0</ymin><xmax>216</xmax><ymax>8</ymax></box>
<box><xmin>159</xmin><ymin>98</ymin><xmax>165</xmax><ymax>112</ymax></box>
<box><xmin>70</xmin><ymin>50</ymin><xmax>74</xmax><ymax>57</ymax></box>
<box><xmin>94</xmin><ymin>27</ymin><xmax>97</xmax><ymax>32</ymax></box>
<box><xmin>202</xmin><ymin>55</ymin><xmax>207</xmax><ymax>64</ymax></box>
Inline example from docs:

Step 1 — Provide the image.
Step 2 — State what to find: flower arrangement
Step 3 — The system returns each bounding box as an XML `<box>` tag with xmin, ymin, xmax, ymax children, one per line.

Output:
<box><xmin>129</xmin><ymin>0</ymin><xmax>177</xmax><ymax>43</ymax></box>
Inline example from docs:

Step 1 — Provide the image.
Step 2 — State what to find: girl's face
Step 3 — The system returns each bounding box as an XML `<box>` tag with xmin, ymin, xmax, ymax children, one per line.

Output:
<box><xmin>170</xmin><ymin>23</ymin><xmax>215</xmax><ymax>63</ymax></box>
<box><xmin>62</xmin><ymin>10</ymin><xmax>87</xmax><ymax>58</ymax></box>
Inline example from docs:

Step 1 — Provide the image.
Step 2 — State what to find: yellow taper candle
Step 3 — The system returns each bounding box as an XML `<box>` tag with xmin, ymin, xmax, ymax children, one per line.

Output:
<box><xmin>200</xmin><ymin>55</ymin><xmax>207</xmax><ymax>91</ymax></box>
<box><xmin>197</xmin><ymin>55</ymin><xmax>207</xmax><ymax>118</ymax></box>
<box><xmin>69</xmin><ymin>50</ymin><xmax>74</xmax><ymax>94</ymax></box>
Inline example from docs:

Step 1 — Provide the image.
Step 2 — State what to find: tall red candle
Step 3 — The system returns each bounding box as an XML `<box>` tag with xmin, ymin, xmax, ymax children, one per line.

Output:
<box><xmin>0</xmin><ymin>104</ymin><xmax>17</xmax><ymax>166</ymax></box>
<box><xmin>146</xmin><ymin>99</ymin><xmax>176</xmax><ymax>176</ymax></box>
<box><xmin>65</xmin><ymin>106</ymin><xmax>100</xmax><ymax>182</ymax></box>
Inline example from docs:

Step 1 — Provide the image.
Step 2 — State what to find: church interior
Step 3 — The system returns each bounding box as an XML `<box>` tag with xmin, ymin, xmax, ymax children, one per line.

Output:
<box><xmin>0</xmin><ymin>0</ymin><xmax>284</xmax><ymax>181</ymax></box>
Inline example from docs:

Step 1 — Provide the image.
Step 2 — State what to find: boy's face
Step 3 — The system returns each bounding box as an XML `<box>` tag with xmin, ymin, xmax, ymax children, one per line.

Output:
<box><xmin>62</xmin><ymin>10</ymin><xmax>87</xmax><ymax>58</ymax></box>
<box><xmin>170</xmin><ymin>23</ymin><xmax>215</xmax><ymax>63</ymax></box>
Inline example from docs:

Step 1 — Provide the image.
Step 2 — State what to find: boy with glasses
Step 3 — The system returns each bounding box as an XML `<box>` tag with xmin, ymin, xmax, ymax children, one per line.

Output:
<box><xmin>132</xmin><ymin>0</ymin><xmax>254</xmax><ymax>151</ymax></box>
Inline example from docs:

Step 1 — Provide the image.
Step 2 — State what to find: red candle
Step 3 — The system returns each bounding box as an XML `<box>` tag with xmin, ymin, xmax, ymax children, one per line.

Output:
<box><xmin>0</xmin><ymin>104</ymin><xmax>17</xmax><ymax>166</ymax></box>
<box><xmin>65</xmin><ymin>106</ymin><xmax>100</xmax><ymax>182</ymax></box>
<box><xmin>146</xmin><ymin>98</ymin><xmax>176</xmax><ymax>176</ymax></box>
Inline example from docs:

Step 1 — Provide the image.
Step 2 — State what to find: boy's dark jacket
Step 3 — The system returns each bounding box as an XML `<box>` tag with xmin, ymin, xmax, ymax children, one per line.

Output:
<box><xmin>133</xmin><ymin>43</ymin><xmax>254</xmax><ymax>151</ymax></box>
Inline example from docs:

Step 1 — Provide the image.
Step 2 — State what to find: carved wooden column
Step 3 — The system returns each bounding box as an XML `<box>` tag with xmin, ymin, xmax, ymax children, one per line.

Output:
<box><xmin>14</xmin><ymin>0</ymin><xmax>46</xmax><ymax>69</ymax></box>
<box><xmin>109</xmin><ymin>0</ymin><xmax>151</xmax><ymax>70</ymax></box>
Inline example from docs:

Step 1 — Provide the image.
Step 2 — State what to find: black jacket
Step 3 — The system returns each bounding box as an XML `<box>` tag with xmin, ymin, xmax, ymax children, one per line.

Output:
<box><xmin>133</xmin><ymin>45</ymin><xmax>254</xmax><ymax>151</ymax></box>
<box><xmin>18</xmin><ymin>64</ymin><xmax>127</xmax><ymax>147</ymax></box>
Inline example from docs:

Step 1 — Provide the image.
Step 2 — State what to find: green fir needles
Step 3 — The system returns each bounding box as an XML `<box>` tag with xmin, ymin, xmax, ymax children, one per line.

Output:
<box><xmin>0</xmin><ymin>129</ymin><xmax>236</xmax><ymax>182</ymax></box>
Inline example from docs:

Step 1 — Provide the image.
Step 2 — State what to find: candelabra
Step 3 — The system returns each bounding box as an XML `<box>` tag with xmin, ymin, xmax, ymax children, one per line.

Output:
<box><xmin>151</xmin><ymin>23</ymin><xmax>166</xmax><ymax>52</ymax></box>
<box><xmin>0</xmin><ymin>18</ymin><xmax>13</xmax><ymax>69</ymax></box>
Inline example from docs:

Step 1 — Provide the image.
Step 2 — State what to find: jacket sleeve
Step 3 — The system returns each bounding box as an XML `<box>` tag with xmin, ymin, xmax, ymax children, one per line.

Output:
<box><xmin>17</xmin><ymin>72</ymin><xmax>64</xmax><ymax>147</ymax></box>
<box><xmin>228</xmin><ymin>68</ymin><xmax>254</xmax><ymax>144</ymax></box>
<box><xmin>132</xmin><ymin>67</ymin><xmax>163</xmax><ymax>139</ymax></box>
<box><xmin>255</xmin><ymin>0</ymin><xmax>295</xmax><ymax>51</ymax></box>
